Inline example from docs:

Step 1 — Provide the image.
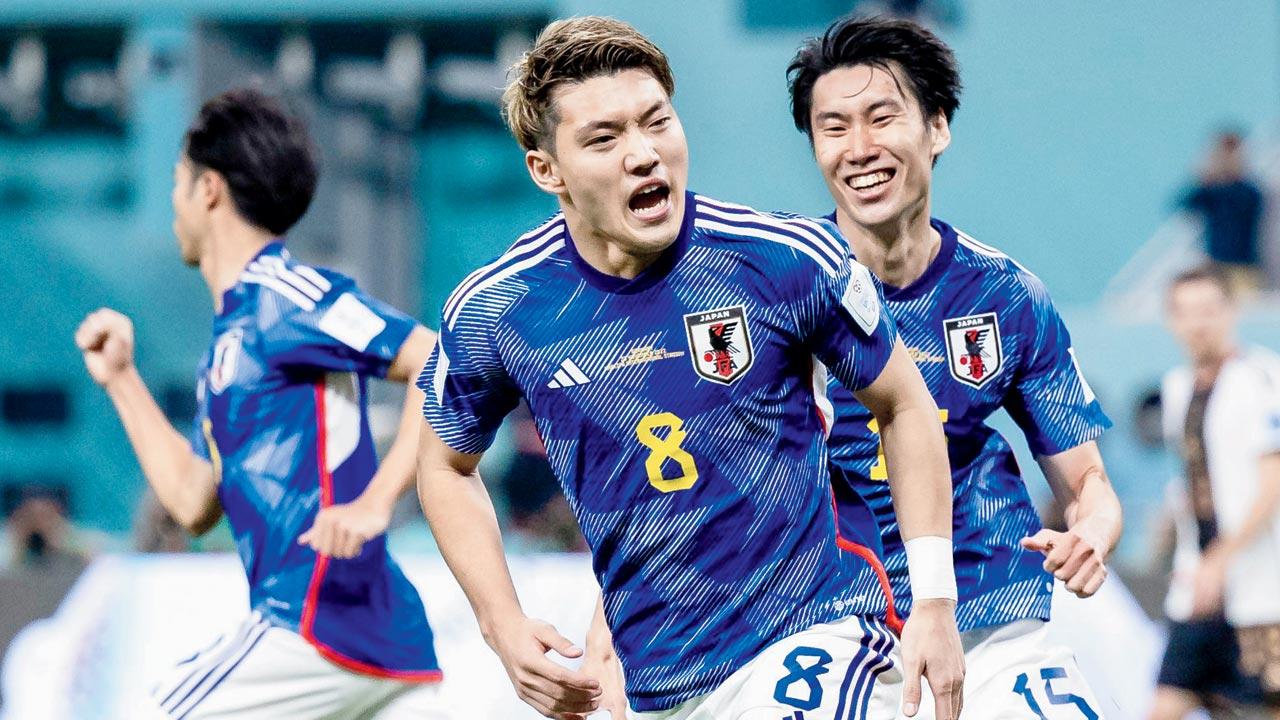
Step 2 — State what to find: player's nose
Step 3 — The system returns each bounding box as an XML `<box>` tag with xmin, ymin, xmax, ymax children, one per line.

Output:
<box><xmin>843</xmin><ymin>124</ymin><xmax>878</xmax><ymax>164</ymax></box>
<box><xmin>623</xmin><ymin>133</ymin><xmax>660</xmax><ymax>174</ymax></box>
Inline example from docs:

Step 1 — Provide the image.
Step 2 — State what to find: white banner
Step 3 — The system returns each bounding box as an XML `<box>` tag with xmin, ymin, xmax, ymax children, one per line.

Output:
<box><xmin>1</xmin><ymin>554</ymin><xmax>1162</xmax><ymax>719</ymax></box>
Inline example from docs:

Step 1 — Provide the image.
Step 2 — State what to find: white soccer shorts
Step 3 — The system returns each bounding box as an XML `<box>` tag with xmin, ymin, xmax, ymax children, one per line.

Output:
<box><xmin>903</xmin><ymin>619</ymin><xmax>1104</xmax><ymax>719</ymax></box>
<box><xmin>629</xmin><ymin>614</ymin><xmax>902</xmax><ymax>720</ymax></box>
<box><xmin>137</xmin><ymin>613</ymin><xmax>452</xmax><ymax>719</ymax></box>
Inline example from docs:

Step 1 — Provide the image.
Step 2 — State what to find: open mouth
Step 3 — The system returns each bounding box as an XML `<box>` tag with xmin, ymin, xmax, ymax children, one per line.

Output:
<box><xmin>628</xmin><ymin>181</ymin><xmax>672</xmax><ymax>222</ymax></box>
<box><xmin>847</xmin><ymin>169</ymin><xmax>895</xmax><ymax>193</ymax></box>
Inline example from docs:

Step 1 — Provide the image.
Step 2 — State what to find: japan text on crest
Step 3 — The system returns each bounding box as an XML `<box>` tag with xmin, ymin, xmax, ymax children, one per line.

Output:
<box><xmin>683</xmin><ymin>305</ymin><xmax>754</xmax><ymax>385</ymax></box>
<box><xmin>943</xmin><ymin>312</ymin><xmax>1003</xmax><ymax>388</ymax></box>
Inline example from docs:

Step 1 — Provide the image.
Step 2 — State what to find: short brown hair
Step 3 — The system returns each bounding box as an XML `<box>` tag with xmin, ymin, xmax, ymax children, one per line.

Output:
<box><xmin>1169</xmin><ymin>264</ymin><xmax>1234</xmax><ymax>302</ymax></box>
<box><xmin>502</xmin><ymin>16</ymin><xmax>676</xmax><ymax>152</ymax></box>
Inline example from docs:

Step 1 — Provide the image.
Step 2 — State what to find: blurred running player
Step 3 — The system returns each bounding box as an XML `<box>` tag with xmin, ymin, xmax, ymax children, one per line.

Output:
<box><xmin>787</xmin><ymin>15</ymin><xmax>1123</xmax><ymax>718</ymax></box>
<box><xmin>75</xmin><ymin>88</ymin><xmax>448</xmax><ymax>719</ymax></box>
<box><xmin>417</xmin><ymin>16</ymin><xmax>965</xmax><ymax>720</ymax></box>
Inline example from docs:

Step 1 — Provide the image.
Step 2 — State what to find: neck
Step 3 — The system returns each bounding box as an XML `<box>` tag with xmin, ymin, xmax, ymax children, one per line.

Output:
<box><xmin>1192</xmin><ymin>344</ymin><xmax>1236</xmax><ymax>378</ymax></box>
<box><xmin>198</xmin><ymin>218</ymin><xmax>277</xmax><ymax>312</ymax></box>
<box><xmin>834</xmin><ymin>199</ymin><xmax>939</xmax><ymax>289</ymax></box>
<box><xmin>562</xmin><ymin>211</ymin><xmax>669</xmax><ymax>281</ymax></box>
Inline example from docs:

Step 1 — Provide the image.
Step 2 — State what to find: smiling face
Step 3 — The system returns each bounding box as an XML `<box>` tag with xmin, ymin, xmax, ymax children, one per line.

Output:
<box><xmin>526</xmin><ymin>68</ymin><xmax>688</xmax><ymax>261</ymax></box>
<box><xmin>809</xmin><ymin>62</ymin><xmax>950</xmax><ymax>234</ymax></box>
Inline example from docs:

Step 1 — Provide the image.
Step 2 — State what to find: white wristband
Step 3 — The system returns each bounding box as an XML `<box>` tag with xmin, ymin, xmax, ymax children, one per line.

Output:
<box><xmin>904</xmin><ymin>535</ymin><xmax>958</xmax><ymax>602</ymax></box>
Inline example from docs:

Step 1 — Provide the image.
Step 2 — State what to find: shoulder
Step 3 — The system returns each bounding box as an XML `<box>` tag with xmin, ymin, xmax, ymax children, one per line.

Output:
<box><xmin>1161</xmin><ymin>365</ymin><xmax>1192</xmax><ymax>400</ymax></box>
<box><xmin>948</xmin><ymin>224</ymin><xmax>1056</xmax><ymax>313</ymax></box>
<box><xmin>441</xmin><ymin>212</ymin><xmax>570</xmax><ymax>331</ymax></box>
<box><xmin>239</xmin><ymin>248</ymin><xmax>352</xmax><ymax>314</ymax></box>
<box><xmin>690</xmin><ymin>194</ymin><xmax>848</xmax><ymax>278</ymax></box>
<box><xmin>1238</xmin><ymin>346</ymin><xmax>1280</xmax><ymax>388</ymax></box>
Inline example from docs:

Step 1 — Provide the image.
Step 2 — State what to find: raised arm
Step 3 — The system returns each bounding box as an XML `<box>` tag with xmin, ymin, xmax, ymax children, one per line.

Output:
<box><xmin>854</xmin><ymin>338</ymin><xmax>963</xmax><ymax>720</ymax></box>
<box><xmin>417</xmin><ymin>420</ymin><xmax>601</xmax><ymax>719</ymax></box>
<box><xmin>75</xmin><ymin>308</ymin><xmax>221</xmax><ymax>535</ymax></box>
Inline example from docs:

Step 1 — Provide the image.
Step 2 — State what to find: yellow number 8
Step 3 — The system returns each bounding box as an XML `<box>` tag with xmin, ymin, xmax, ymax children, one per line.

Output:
<box><xmin>867</xmin><ymin>409</ymin><xmax>949</xmax><ymax>481</ymax></box>
<box><xmin>635</xmin><ymin>412</ymin><xmax>699</xmax><ymax>492</ymax></box>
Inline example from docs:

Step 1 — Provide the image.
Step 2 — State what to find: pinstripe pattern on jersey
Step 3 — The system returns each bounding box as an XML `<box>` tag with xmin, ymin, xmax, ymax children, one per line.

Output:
<box><xmin>827</xmin><ymin>218</ymin><xmax>1110</xmax><ymax>632</ymax></box>
<box><xmin>420</xmin><ymin>193</ymin><xmax>898</xmax><ymax>711</ymax></box>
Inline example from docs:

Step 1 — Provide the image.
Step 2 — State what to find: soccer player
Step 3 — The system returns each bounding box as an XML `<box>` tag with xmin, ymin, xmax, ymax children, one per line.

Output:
<box><xmin>1152</xmin><ymin>266</ymin><xmax>1280</xmax><ymax>719</ymax></box>
<box><xmin>786</xmin><ymin>15</ymin><xmax>1124</xmax><ymax>718</ymax></box>
<box><xmin>417</xmin><ymin>16</ymin><xmax>965</xmax><ymax>720</ymax></box>
<box><xmin>75</xmin><ymin>89</ymin><xmax>449</xmax><ymax>719</ymax></box>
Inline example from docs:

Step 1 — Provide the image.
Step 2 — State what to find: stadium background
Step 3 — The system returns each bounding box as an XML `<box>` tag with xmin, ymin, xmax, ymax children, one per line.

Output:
<box><xmin>0</xmin><ymin>0</ymin><xmax>1277</xmax><ymax>716</ymax></box>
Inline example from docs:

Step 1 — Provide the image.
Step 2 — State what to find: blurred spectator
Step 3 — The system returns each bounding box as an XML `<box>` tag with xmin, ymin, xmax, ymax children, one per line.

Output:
<box><xmin>0</xmin><ymin>489</ymin><xmax>89</xmax><ymax>708</ymax></box>
<box><xmin>133</xmin><ymin>492</ymin><xmax>191</xmax><ymax>553</ymax></box>
<box><xmin>2</xmin><ymin>488</ymin><xmax>86</xmax><ymax>571</ymax></box>
<box><xmin>1179</xmin><ymin>130</ymin><xmax>1267</xmax><ymax>297</ymax></box>
<box><xmin>496</xmin><ymin>404</ymin><xmax>587</xmax><ymax>553</ymax></box>
<box><xmin>1149</xmin><ymin>266</ymin><xmax>1280</xmax><ymax>719</ymax></box>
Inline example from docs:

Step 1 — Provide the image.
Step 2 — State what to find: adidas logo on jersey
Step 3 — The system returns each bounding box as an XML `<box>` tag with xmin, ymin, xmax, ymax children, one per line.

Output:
<box><xmin>547</xmin><ymin>359</ymin><xmax>591</xmax><ymax>389</ymax></box>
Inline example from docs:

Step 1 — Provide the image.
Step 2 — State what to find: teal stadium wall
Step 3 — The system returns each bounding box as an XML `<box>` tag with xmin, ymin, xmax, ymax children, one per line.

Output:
<box><xmin>1</xmin><ymin>0</ymin><xmax>1277</xmax><ymax>541</ymax></box>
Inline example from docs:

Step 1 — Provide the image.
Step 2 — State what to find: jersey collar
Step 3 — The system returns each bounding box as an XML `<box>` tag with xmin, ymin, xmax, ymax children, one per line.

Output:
<box><xmin>219</xmin><ymin>239</ymin><xmax>288</xmax><ymax>317</ymax></box>
<box><xmin>824</xmin><ymin>212</ymin><xmax>957</xmax><ymax>302</ymax></box>
<box><xmin>564</xmin><ymin>191</ymin><xmax>695</xmax><ymax>294</ymax></box>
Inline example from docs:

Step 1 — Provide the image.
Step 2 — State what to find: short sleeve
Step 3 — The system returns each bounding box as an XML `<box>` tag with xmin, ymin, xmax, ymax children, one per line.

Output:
<box><xmin>793</xmin><ymin>237</ymin><xmax>899</xmax><ymax>392</ymax></box>
<box><xmin>1003</xmin><ymin>275</ymin><xmax>1111</xmax><ymax>456</ymax></box>
<box><xmin>417</xmin><ymin>304</ymin><xmax>520</xmax><ymax>454</ymax></box>
<box><xmin>1256</xmin><ymin>360</ymin><xmax>1280</xmax><ymax>455</ymax></box>
<box><xmin>264</xmin><ymin>271</ymin><xmax>416</xmax><ymax>379</ymax></box>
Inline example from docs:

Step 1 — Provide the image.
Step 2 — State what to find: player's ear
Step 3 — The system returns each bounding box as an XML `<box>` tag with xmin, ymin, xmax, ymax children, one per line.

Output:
<box><xmin>197</xmin><ymin>169</ymin><xmax>224</xmax><ymax>212</ymax></box>
<box><xmin>928</xmin><ymin>109</ymin><xmax>951</xmax><ymax>160</ymax></box>
<box><xmin>526</xmin><ymin>149</ymin><xmax>566</xmax><ymax>196</ymax></box>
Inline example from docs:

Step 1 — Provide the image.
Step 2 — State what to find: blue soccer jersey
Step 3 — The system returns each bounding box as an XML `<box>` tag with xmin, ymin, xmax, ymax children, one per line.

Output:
<box><xmin>826</xmin><ymin>218</ymin><xmax>1111</xmax><ymax>632</ymax></box>
<box><xmin>191</xmin><ymin>241</ymin><xmax>440</xmax><ymax>679</ymax></box>
<box><xmin>420</xmin><ymin>193</ymin><xmax>899</xmax><ymax>711</ymax></box>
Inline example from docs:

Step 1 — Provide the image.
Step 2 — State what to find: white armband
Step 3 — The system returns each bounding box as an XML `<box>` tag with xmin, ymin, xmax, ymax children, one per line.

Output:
<box><xmin>904</xmin><ymin>536</ymin><xmax>957</xmax><ymax>602</ymax></box>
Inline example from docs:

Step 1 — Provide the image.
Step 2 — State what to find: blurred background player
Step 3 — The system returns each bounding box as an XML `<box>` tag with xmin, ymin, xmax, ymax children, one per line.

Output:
<box><xmin>74</xmin><ymin>88</ymin><xmax>448</xmax><ymax>719</ymax></box>
<box><xmin>417</xmin><ymin>16</ymin><xmax>966</xmax><ymax>720</ymax></box>
<box><xmin>1151</xmin><ymin>266</ymin><xmax>1280</xmax><ymax>719</ymax></box>
<box><xmin>787</xmin><ymin>15</ymin><xmax>1123</xmax><ymax>718</ymax></box>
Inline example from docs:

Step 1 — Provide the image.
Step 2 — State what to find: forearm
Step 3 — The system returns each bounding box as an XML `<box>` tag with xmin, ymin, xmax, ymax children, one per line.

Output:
<box><xmin>880</xmin><ymin>404</ymin><xmax>952</xmax><ymax>540</ymax></box>
<box><xmin>1068</xmin><ymin>469</ymin><xmax>1123</xmax><ymax>557</ymax></box>
<box><xmin>357</xmin><ymin>381</ymin><xmax>425</xmax><ymax>513</ymax></box>
<box><xmin>417</xmin><ymin>428</ymin><xmax>525</xmax><ymax>643</ymax></box>
<box><xmin>105</xmin><ymin>367</ymin><xmax>217</xmax><ymax>531</ymax></box>
<box><xmin>585</xmin><ymin>593</ymin><xmax>615</xmax><ymax>661</ymax></box>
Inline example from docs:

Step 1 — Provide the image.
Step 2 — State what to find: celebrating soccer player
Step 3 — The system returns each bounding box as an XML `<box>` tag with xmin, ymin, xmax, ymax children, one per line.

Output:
<box><xmin>76</xmin><ymin>89</ymin><xmax>450</xmax><ymax>719</ymax></box>
<box><xmin>786</xmin><ymin>15</ymin><xmax>1124</xmax><ymax>718</ymax></box>
<box><xmin>417</xmin><ymin>16</ymin><xmax>965</xmax><ymax>720</ymax></box>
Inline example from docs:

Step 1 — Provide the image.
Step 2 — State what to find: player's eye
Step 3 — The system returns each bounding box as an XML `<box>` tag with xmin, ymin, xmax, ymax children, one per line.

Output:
<box><xmin>820</xmin><ymin>124</ymin><xmax>847</xmax><ymax>136</ymax></box>
<box><xmin>587</xmin><ymin>135</ymin><xmax>616</xmax><ymax>148</ymax></box>
<box><xmin>651</xmin><ymin>115</ymin><xmax>671</xmax><ymax>130</ymax></box>
<box><xmin>871</xmin><ymin>114</ymin><xmax>895</xmax><ymax>126</ymax></box>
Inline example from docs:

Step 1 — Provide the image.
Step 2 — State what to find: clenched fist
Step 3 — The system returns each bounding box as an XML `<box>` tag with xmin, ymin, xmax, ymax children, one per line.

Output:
<box><xmin>75</xmin><ymin>308</ymin><xmax>136</xmax><ymax>387</ymax></box>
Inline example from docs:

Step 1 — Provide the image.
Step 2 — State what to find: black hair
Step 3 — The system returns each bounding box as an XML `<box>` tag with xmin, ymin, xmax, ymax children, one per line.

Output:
<box><xmin>787</xmin><ymin>15</ymin><xmax>961</xmax><ymax>138</ymax></box>
<box><xmin>183</xmin><ymin>88</ymin><xmax>318</xmax><ymax>236</ymax></box>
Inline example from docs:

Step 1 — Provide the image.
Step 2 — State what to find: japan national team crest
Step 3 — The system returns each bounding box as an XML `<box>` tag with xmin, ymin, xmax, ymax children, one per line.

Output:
<box><xmin>683</xmin><ymin>305</ymin><xmax>754</xmax><ymax>385</ymax></box>
<box><xmin>208</xmin><ymin>328</ymin><xmax>243</xmax><ymax>395</ymax></box>
<box><xmin>943</xmin><ymin>312</ymin><xmax>1003</xmax><ymax>388</ymax></box>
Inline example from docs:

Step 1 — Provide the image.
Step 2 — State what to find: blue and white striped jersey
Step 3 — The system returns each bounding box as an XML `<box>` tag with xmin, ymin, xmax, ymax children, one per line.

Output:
<box><xmin>420</xmin><ymin>193</ymin><xmax>899</xmax><ymax>711</ymax></box>
<box><xmin>826</xmin><ymin>218</ymin><xmax>1111</xmax><ymax>632</ymax></box>
<box><xmin>192</xmin><ymin>241</ymin><xmax>441</xmax><ymax>680</ymax></box>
